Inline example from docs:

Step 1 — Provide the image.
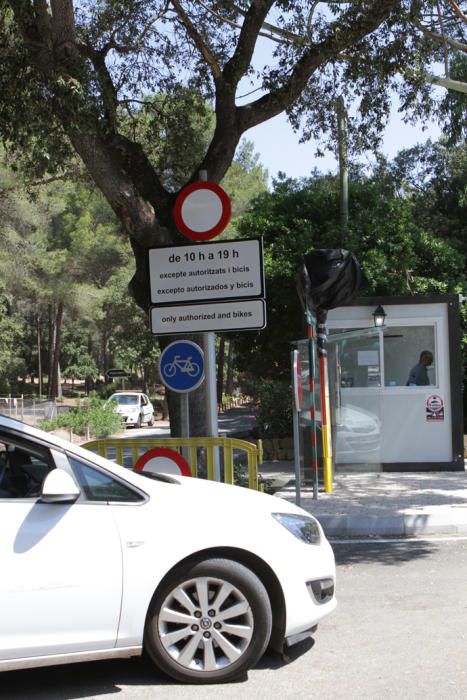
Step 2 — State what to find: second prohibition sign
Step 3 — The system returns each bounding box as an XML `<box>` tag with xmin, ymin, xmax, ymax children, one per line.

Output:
<box><xmin>173</xmin><ymin>181</ymin><xmax>231</xmax><ymax>241</ymax></box>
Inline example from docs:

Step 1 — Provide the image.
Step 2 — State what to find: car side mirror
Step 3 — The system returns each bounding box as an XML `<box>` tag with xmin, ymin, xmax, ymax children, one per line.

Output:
<box><xmin>40</xmin><ymin>469</ymin><xmax>80</xmax><ymax>504</ymax></box>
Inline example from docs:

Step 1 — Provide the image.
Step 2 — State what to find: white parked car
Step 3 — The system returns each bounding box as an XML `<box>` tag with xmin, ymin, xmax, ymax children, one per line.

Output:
<box><xmin>107</xmin><ymin>391</ymin><xmax>154</xmax><ymax>428</ymax></box>
<box><xmin>0</xmin><ymin>415</ymin><xmax>336</xmax><ymax>684</ymax></box>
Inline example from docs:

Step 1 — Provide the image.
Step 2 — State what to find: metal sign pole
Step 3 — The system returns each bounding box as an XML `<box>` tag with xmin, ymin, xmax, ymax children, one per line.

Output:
<box><xmin>307</xmin><ymin>312</ymin><xmax>319</xmax><ymax>500</ymax></box>
<box><xmin>180</xmin><ymin>392</ymin><xmax>190</xmax><ymax>464</ymax></box>
<box><xmin>180</xmin><ymin>392</ymin><xmax>190</xmax><ymax>437</ymax></box>
<box><xmin>198</xmin><ymin>169</ymin><xmax>220</xmax><ymax>482</ymax></box>
<box><xmin>291</xmin><ymin>350</ymin><xmax>302</xmax><ymax>508</ymax></box>
<box><xmin>203</xmin><ymin>332</ymin><xmax>220</xmax><ymax>481</ymax></box>
<box><xmin>317</xmin><ymin>308</ymin><xmax>333</xmax><ymax>494</ymax></box>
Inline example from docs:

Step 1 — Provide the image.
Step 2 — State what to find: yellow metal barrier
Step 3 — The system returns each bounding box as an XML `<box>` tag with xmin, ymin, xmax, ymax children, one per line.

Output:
<box><xmin>82</xmin><ymin>436</ymin><xmax>263</xmax><ymax>491</ymax></box>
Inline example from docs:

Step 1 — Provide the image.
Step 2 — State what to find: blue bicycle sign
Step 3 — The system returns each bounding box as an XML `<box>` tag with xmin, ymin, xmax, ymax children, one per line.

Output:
<box><xmin>159</xmin><ymin>341</ymin><xmax>205</xmax><ymax>393</ymax></box>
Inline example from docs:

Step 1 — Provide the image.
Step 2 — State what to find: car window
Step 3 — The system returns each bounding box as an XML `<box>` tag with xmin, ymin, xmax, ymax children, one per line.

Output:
<box><xmin>68</xmin><ymin>456</ymin><xmax>145</xmax><ymax>503</ymax></box>
<box><xmin>0</xmin><ymin>439</ymin><xmax>54</xmax><ymax>499</ymax></box>
<box><xmin>111</xmin><ymin>395</ymin><xmax>138</xmax><ymax>405</ymax></box>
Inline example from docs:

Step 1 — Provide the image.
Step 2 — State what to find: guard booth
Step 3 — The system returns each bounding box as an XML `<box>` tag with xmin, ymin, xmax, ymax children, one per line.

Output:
<box><xmin>324</xmin><ymin>295</ymin><xmax>464</xmax><ymax>472</ymax></box>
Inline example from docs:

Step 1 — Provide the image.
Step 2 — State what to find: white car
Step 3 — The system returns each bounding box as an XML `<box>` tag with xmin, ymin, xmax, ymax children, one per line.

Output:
<box><xmin>0</xmin><ymin>415</ymin><xmax>336</xmax><ymax>684</ymax></box>
<box><xmin>107</xmin><ymin>391</ymin><xmax>154</xmax><ymax>428</ymax></box>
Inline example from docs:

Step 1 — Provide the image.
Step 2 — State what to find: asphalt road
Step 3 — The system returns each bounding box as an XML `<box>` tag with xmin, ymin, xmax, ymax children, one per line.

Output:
<box><xmin>2</xmin><ymin>537</ymin><xmax>467</xmax><ymax>700</ymax></box>
<box><xmin>127</xmin><ymin>406</ymin><xmax>257</xmax><ymax>440</ymax></box>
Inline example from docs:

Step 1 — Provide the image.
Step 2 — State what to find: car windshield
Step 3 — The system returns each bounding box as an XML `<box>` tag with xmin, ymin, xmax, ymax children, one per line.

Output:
<box><xmin>111</xmin><ymin>395</ymin><xmax>138</xmax><ymax>405</ymax></box>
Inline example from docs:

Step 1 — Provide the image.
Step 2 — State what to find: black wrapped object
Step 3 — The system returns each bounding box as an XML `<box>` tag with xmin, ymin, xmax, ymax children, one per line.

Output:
<box><xmin>297</xmin><ymin>249</ymin><xmax>362</xmax><ymax>357</ymax></box>
<box><xmin>301</xmin><ymin>249</ymin><xmax>362</xmax><ymax>312</ymax></box>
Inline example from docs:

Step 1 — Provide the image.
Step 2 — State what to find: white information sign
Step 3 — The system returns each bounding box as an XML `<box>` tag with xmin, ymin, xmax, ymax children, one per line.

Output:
<box><xmin>150</xmin><ymin>299</ymin><xmax>266</xmax><ymax>335</ymax></box>
<box><xmin>149</xmin><ymin>239</ymin><xmax>264</xmax><ymax>305</ymax></box>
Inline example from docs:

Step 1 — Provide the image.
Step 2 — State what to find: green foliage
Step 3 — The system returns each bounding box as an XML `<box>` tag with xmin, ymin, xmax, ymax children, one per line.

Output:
<box><xmin>121</xmin><ymin>89</ymin><xmax>214</xmax><ymax>192</ymax></box>
<box><xmin>61</xmin><ymin>340</ymin><xmax>99</xmax><ymax>384</ymax></box>
<box><xmin>41</xmin><ymin>395</ymin><xmax>122</xmax><ymax>438</ymax></box>
<box><xmin>1</xmin><ymin>0</ymin><xmax>465</xmax><ymax>183</ymax></box>
<box><xmin>0</xmin><ymin>282</ymin><xmax>25</xmax><ymax>392</ymax></box>
<box><xmin>222</xmin><ymin>141</ymin><xmax>269</xmax><ymax>222</ymax></box>
<box><xmin>252</xmin><ymin>380</ymin><xmax>293</xmax><ymax>438</ymax></box>
<box><xmin>439</xmin><ymin>55</ymin><xmax>467</xmax><ymax>146</ymax></box>
<box><xmin>233</xmin><ymin>151</ymin><xmax>466</xmax><ymax>381</ymax></box>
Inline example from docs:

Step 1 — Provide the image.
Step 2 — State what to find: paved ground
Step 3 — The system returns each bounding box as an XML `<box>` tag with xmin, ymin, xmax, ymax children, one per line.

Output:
<box><xmin>260</xmin><ymin>460</ymin><xmax>467</xmax><ymax>537</ymax></box>
<box><xmin>86</xmin><ymin>405</ymin><xmax>467</xmax><ymax>539</ymax></box>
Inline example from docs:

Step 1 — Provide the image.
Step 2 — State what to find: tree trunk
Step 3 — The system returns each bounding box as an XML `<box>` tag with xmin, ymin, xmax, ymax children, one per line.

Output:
<box><xmin>226</xmin><ymin>340</ymin><xmax>235</xmax><ymax>396</ymax></box>
<box><xmin>47</xmin><ymin>303</ymin><xmax>54</xmax><ymax>397</ymax></box>
<box><xmin>48</xmin><ymin>302</ymin><xmax>64</xmax><ymax>400</ymax></box>
<box><xmin>337</xmin><ymin>95</ymin><xmax>349</xmax><ymax>245</ymax></box>
<box><xmin>37</xmin><ymin>312</ymin><xmax>42</xmax><ymax>397</ymax></box>
<box><xmin>162</xmin><ymin>394</ymin><xmax>169</xmax><ymax>421</ymax></box>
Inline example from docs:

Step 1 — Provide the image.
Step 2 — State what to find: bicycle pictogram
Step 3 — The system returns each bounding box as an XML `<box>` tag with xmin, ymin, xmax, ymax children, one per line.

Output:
<box><xmin>159</xmin><ymin>340</ymin><xmax>205</xmax><ymax>393</ymax></box>
<box><xmin>162</xmin><ymin>355</ymin><xmax>201</xmax><ymax>379</ymax></box>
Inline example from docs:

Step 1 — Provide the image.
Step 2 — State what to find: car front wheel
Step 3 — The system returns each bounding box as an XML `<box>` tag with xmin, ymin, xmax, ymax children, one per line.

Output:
<box><xmin>144</xmin><ymin>558</ymin><xmax>272</xmax><ymax>684</ymax></box>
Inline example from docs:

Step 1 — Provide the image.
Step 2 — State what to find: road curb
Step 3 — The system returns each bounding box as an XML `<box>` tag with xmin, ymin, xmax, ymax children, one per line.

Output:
<box><xmin>304</xmin><ymin>511</ymin><xmax>467</xmax><ymax>538</ymax></box>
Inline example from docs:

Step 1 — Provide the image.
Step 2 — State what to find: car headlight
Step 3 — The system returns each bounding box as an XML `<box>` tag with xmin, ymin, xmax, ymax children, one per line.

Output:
<box><xmin>272</xmin><ymin>513</ymin><xmax>321</xmax><ymax>545</ymax></box>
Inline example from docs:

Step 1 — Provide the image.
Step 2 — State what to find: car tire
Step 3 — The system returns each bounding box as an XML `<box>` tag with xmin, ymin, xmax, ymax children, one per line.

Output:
<box><xmin>135</xmin><ymin>415</ymin><xmax>142</xmax><ymax>429</ymax></box>
<box><xmin>144</xmin><ymin>558</ymin><xmax>272</xmax><ymax>684</ymax></box>
<box><xmin>147</xmin><ymin>413</ymin><xmax>154</xmax><ymax>427</ymax></box>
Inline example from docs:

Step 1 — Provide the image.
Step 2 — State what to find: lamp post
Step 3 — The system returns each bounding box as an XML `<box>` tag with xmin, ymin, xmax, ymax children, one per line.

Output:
<box><xmin>372</xmin><ymin>305</ymin><xmax>386</xmax><ymax>327</ymax></box>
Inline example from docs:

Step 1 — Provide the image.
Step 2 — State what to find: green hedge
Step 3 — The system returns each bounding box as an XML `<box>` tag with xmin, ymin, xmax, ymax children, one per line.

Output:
<box><xmin>41</xmin><ymin>395</ymin><xmax>122</xmax><ymax>438</ymax></box>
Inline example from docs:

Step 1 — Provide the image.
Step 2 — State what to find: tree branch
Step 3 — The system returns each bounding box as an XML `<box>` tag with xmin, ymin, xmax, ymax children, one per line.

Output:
<box><xmin>33</xmin><ymin>0</ymin><xmax>52</xmax><ymax>47</ymax></box>
<box><xmin>49</xmin><ymin>0</ymin><xmax>75</xmax><ymax>39</ymax></box>
<box><xmin>197</xmin><ymin>0</ymin><xmax>296</xmax><ymax>43</ymax></box>
<box><xmin>436</xmin><ymin>0</ymin><xmax>450</xmax><ymax>76</ymax></box>
<box><xmin>77</xmin><ymin>41</ymin><xmax>119</xmax><ymax>127</ymax></box>
<box><xmin>101</xmin><ymin>3</ymin><xmax>171</xmax><ymax>57</ymax></box>
<box><xmin>237</xmin><ymin>0</ymin><xmax>402</xmax><ymax>132</ymax></box>
<box><xmin>68</xmin><ymin>132</ymin><xmax>170</xmax><ymax>246</ymax></box>
<box><xmin>429</xmin><ymin>74</ymin><xmax>467</xmax><ymax>92</ymax></box>
<box><xmin>414</xmin><ymin>18</ymin><xmax>467</xmax><ymax>53</ymax></box>
<box><xmin>224</xmin><ymin>1</ymin><xmax>274</xmax><ymax>86</ymax></box>
<box><xmin>449</xmin><ymin>0</ymin><xmax>467</xmax><ymax>23</ymax></box>
<box><xmin>171</xmin><ymin>0</ymin><xmax>222</xmax><ymax>82</ymax></box>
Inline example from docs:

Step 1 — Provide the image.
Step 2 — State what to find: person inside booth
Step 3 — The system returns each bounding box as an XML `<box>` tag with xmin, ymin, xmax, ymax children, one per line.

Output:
<box><xmin>406</xmin><ymin>350</ymin><xmax>434</xmax><ymax>386</ymax></box>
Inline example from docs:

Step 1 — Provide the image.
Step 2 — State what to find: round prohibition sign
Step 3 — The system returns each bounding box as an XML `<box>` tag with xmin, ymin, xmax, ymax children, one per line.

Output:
<box><xmin>173</xmin><ymin>181</ymin><xmax>231</xmax><ymax>241</ymax></box>
<box><xmin>134</xmin><ymin>448</ymin><xmax>191</xmax><ymax>477</ymax></box>
<box><xmin>425</xmin><ymin>394</ymin><xmax>444</xmax><ymax>413</ymax></box>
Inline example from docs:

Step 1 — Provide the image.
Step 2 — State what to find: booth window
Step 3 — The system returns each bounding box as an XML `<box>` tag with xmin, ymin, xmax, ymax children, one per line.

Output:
<box><xmin>383</xmin><ymin>325</ymin><xmax>436</xmax><ymax>387</ymax></box>
<box><xmin>337</xmin><ymin>334</ymin><xmax>381</xmax><ymax>388</ymax></box>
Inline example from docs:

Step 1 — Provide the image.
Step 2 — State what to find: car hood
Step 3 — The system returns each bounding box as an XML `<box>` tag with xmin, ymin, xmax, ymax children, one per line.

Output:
<box><xmin>138</xmin><ymin>468</ymin><xmax>314</xmax><ymax>521</ymax></box>
<box><xmin>0</xmin><ymin>415</ymin><xmax>315</xmax><ymax>522</ymax></box>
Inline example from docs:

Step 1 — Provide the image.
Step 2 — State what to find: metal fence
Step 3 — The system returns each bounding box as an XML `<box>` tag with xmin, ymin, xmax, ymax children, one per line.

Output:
<box><xmin>0</xmin><ymin>396</ymin><xmax>58</xmax><ymax>424</ymax></box>
<box><xmin>83</xmin><ymin>436</ymin><xmax>263</xmax><ymax>490</ymax></box>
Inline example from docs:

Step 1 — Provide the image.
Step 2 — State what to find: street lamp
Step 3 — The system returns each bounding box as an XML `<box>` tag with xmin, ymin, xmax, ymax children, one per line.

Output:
<box><xmin>372</xmin><ymin>305</ymin><xmax>386</xmax><ymax>327</ymax></box>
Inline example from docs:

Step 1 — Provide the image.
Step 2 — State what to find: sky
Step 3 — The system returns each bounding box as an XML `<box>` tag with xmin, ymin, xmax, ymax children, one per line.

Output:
<box><xmin>245</xmin><ymin>107</ymin><xmax>442</xmax><ymax>183</ymax></box>
<box><xmin>239</xmin><ymin>25</ymin><xmax>444</xmax><ymax>184</ymax></box>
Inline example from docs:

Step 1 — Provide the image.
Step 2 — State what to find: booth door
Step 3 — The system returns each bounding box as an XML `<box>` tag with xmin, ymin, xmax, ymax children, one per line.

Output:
<box><xmin>328</xmin><ymin>328</ymin><xmax>383</xmax><ymax>471</ymax></box>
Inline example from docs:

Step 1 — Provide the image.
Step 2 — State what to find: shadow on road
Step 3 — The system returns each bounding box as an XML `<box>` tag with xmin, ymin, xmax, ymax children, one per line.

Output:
<box><xmin>332</xmin><ymin>539</ymin><xmax>439</xmax><ymax>566</ymax></box>
<box><xmin>0</xmin><ymin>657</ymin><xmax>171</xmax><ymax>700</ymax></box>
<box><xmin>0</xmin><ymin>641</ymin><xmax>318</xmax><ymax>699</ymax></box>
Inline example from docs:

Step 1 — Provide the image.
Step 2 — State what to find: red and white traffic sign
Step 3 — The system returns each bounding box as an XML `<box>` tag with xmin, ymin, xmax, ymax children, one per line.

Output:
<box><xmin>134</xmin><ymin>448</ymin><xmax>191</xmax><ymax>477</ymax></box>
<box><xmin>173</xmin><ymin>181</ymin><xmax>231</xmax><ymax>241</ymax></box>
<box><xmin>425</xmin><ymin>395</ymin><xmax>444</xmax><ymax>413</ymax></box>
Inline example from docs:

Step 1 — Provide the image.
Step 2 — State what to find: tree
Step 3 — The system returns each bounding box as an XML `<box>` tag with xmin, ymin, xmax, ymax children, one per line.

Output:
<box><xmin>0</xmin><ymin>282</ymin><xmax>25</xmax><ymax>392</ymax></box>
<box><xmin>1</xmin><ymin>1</ymin><xmax>465</xmax><ymax>430</ymax></box>
<box><xmin>233</xmin><ymin>164</ymin><xmax>465</xmax><ymax>380</ymax></box>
